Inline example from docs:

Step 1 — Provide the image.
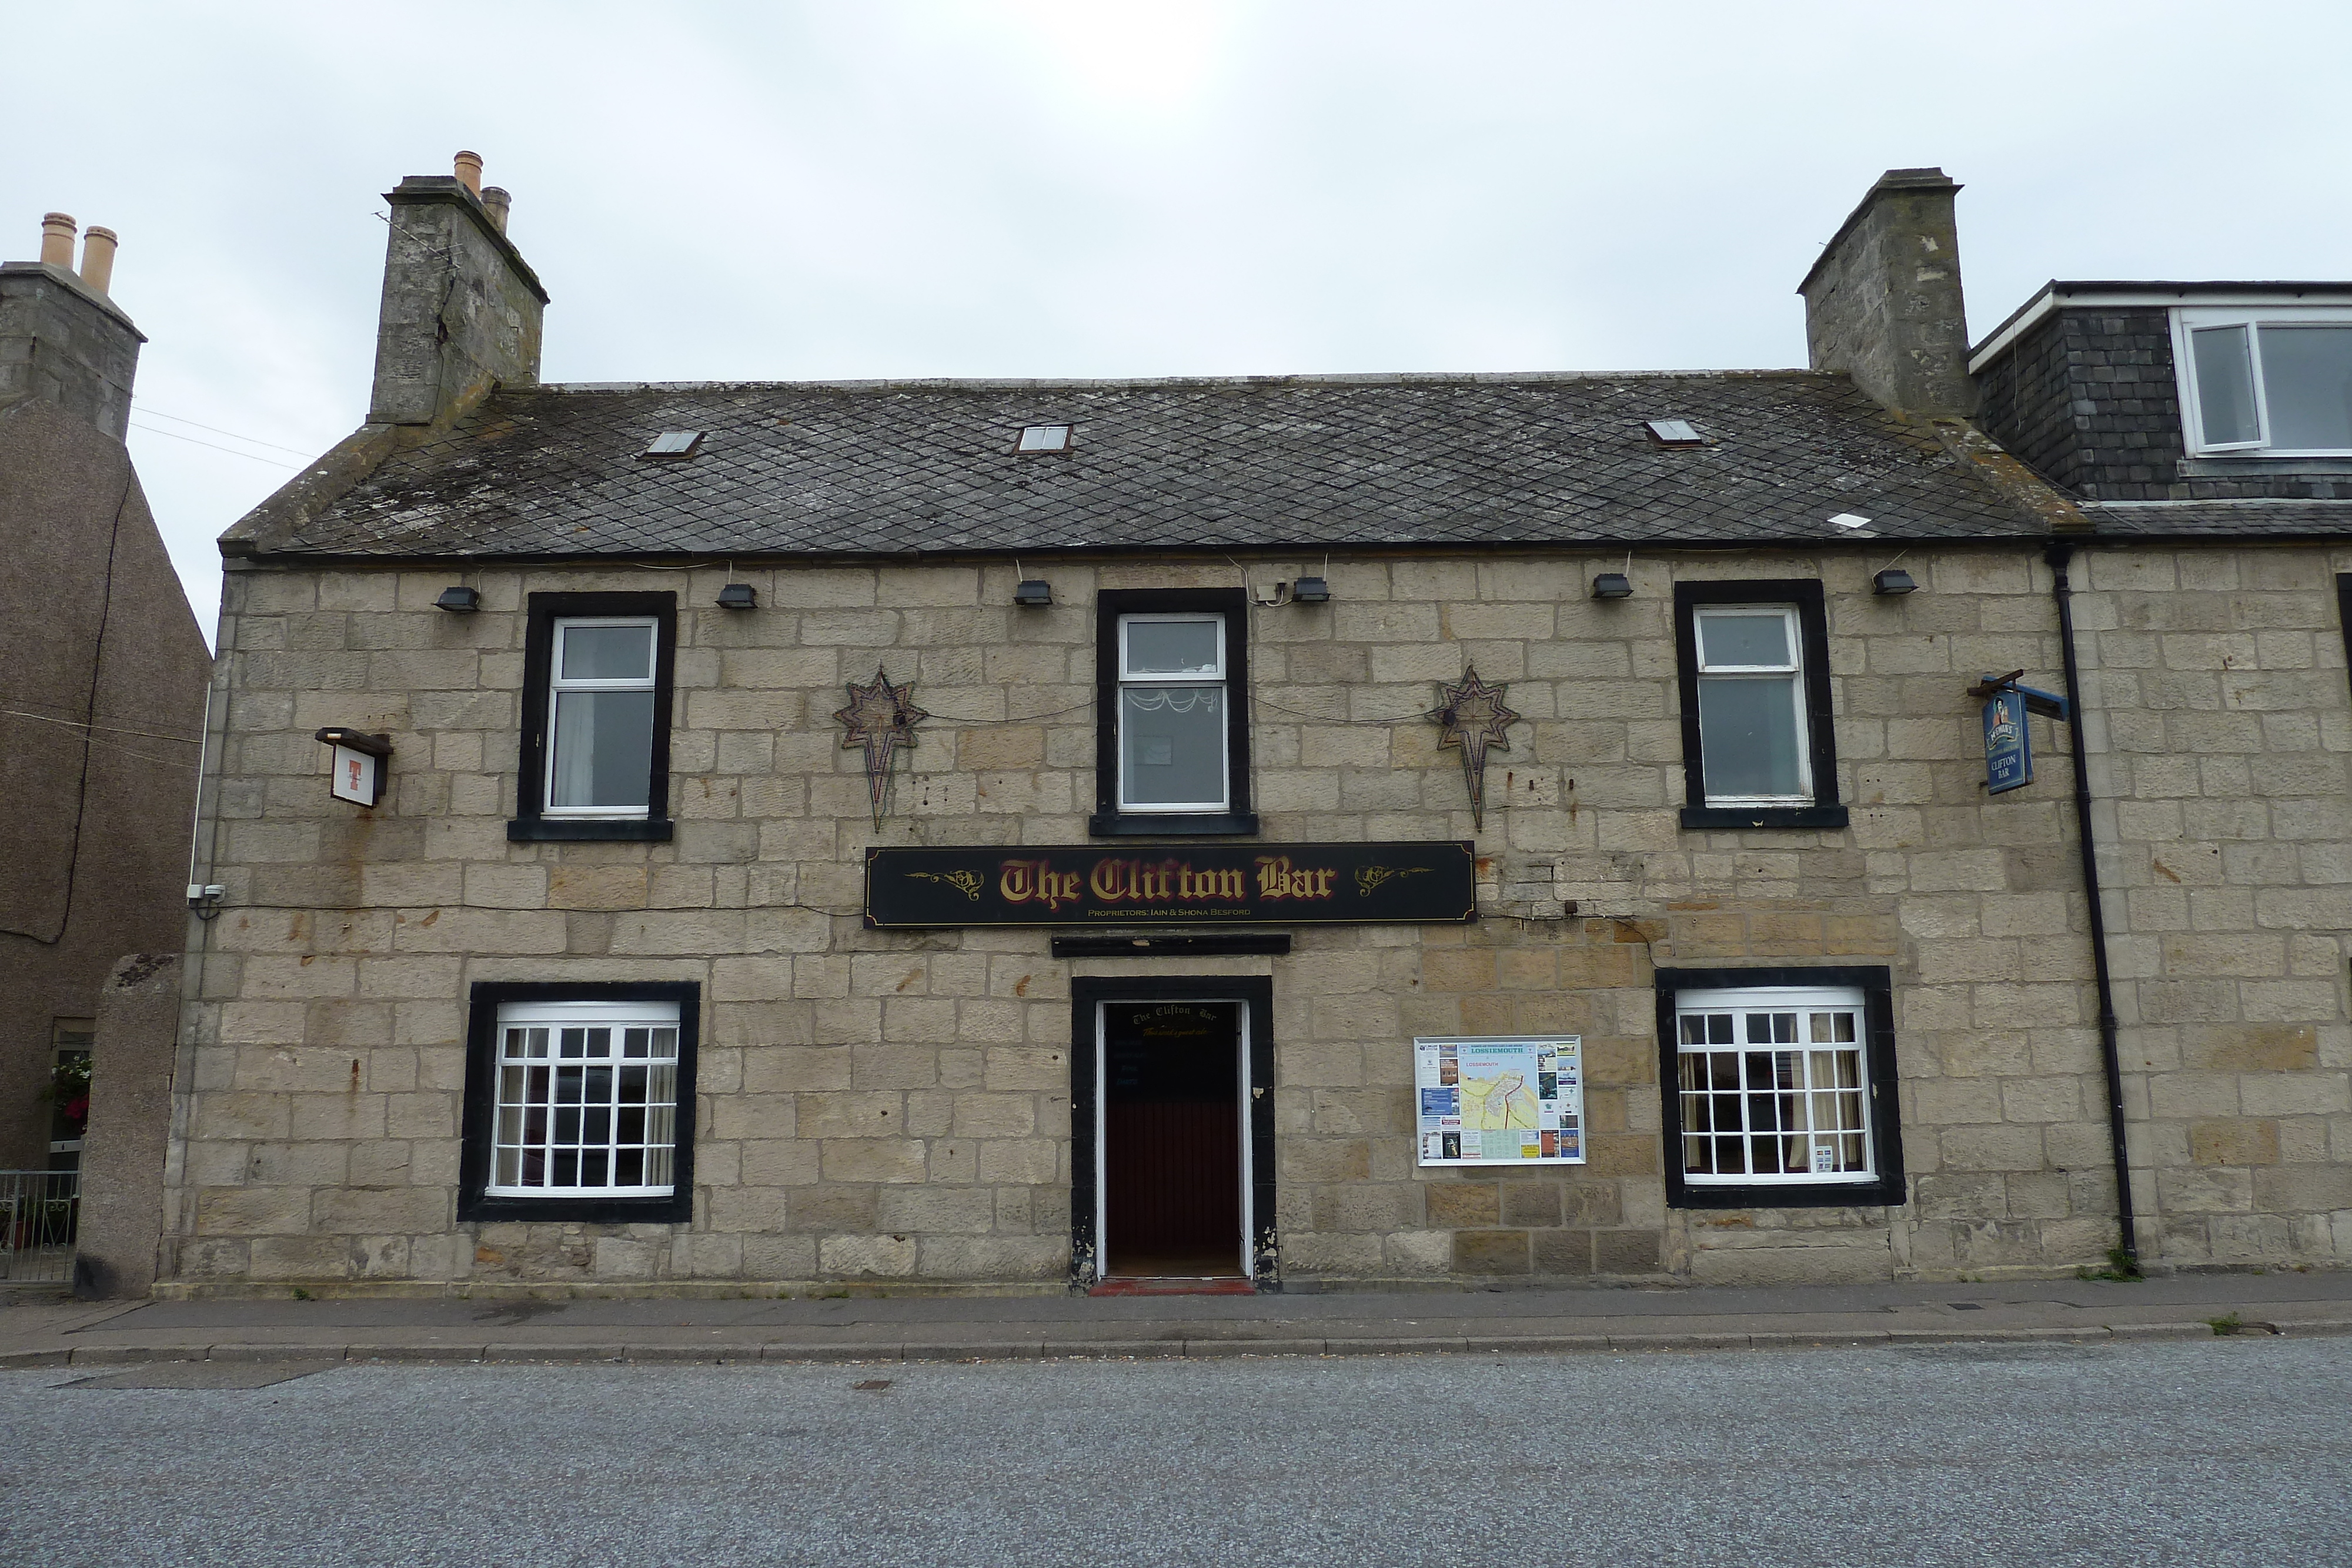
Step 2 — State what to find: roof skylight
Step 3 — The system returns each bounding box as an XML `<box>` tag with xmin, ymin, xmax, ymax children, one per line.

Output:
<box><xmin>1015</xmin><ymin>423</ymin><xmax>1074</xmax><ymax>453</ymax></box>
<box><xmin>642</xmin><ymin>430</ymin><xmax>704</xmax><ymax>460</ymax></box>
<box><xmin>1645</xmin><ymin>419</ymin><xmax>1705</xmax><ymax>446</ymax></box>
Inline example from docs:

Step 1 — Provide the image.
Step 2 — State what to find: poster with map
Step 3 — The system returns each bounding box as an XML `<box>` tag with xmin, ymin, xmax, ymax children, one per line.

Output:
<box><xmin>1412</xmin><ymin>1035</ymin><xmax>1584</xmax><ymax>1166</ymax></box>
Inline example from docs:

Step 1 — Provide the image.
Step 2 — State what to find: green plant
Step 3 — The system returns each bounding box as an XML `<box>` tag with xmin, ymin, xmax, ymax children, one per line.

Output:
<box><xmin>41</xmin><ymin>1057</ymin><xmax>92</xmax><ymax>1128</ymax></box>
<box><xmin>2077</xmin><ymin>1244</ymin><xmax>2144</xmax><ymax>1283</ymax></box>
<box><xmin>291</xmin><ymin>1286</ymin><xmax>313</xmax><ymax>1301</ymax></box>
<box><xmin>2206</xmin><ymin>1313</ymin><xmax>2242</xmax><ymax>1336</ymax></box>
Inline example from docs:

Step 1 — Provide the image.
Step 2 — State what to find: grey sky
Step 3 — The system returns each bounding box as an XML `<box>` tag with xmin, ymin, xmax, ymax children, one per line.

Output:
<box><xmin>10</xmin><ymin>1</ymin><xmax>2347</xmax><ymax>640</ymax></box>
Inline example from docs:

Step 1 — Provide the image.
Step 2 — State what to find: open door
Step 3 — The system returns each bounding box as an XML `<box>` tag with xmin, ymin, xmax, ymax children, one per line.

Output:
<box><xmin>1098</xmin><ymin>999</ymin><xmax>1246</xmax><ymax>1282</ymax></box>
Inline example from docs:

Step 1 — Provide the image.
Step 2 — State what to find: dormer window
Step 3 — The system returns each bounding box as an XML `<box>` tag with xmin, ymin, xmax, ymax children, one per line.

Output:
<box><xmin>2177</xmin><ymin>308</ymin><xmax>2352</xmax><ymax>456</ymax></box>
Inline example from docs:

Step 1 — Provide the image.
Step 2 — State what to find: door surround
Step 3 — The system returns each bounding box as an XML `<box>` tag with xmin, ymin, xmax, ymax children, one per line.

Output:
<box><xmin>1070</xmin><ymin>975</ymin><xmax>1275</xmax><ymax>1292</ymax></box>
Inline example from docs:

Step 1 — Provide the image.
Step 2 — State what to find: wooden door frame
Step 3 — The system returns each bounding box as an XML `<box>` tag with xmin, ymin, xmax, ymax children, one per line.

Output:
<box><xmin>1070</xmin><ymin>976</ymin><xmax>1275</xmax><ymax>1291</ymax></box>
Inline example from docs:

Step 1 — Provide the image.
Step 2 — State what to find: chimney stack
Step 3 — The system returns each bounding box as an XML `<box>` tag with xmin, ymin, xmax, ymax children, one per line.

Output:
<box><xmin>368</xmin><ymin>151</ymin><xmax>547</xmax><ymax>427</ymax></box>
<box><xmin>79</xmin><ymin>227</ymin><xmax>118</xmax><ymax>296</ymax></box>
<box><xmin>1798</xmin><ymin>168</ymin><xmax>1975</xmax><ymax>417</ymax></box>
<box><xmin>39</xmin><ymin>213</ymin><xmax>76</xmax><ymax>268</ymax></box>
<box><xmin>2</xmin><ymin>210</ymin><xmax>145</xmax><ymax>438</ymax></box>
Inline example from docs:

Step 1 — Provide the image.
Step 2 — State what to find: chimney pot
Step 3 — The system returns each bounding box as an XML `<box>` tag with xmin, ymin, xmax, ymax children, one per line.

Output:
<box><xmin>39</xmin><ymin>212</ymin><xmax>76</xmax><ymax>269</ymax></box>
<box><xmin>480</xmin><ymin>187</ymin><xmax>511</xmax><ymax>234</ymax></box>
<box><xmin>453</xmin><ymin>151</ymin><xmax>483</xmax><ymax>195</ymax></box>
<box><xmin>79</xmin><ymin>226</ymin><xmax>118</xmax><ymax>296</ymax></box>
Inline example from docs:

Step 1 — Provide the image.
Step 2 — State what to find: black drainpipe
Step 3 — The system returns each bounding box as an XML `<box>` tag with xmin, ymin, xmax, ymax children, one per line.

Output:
<box><xmin>2045</xmin><ymin>541</ymin><xmax>2140</xmax><ymax>1267</ymax></box>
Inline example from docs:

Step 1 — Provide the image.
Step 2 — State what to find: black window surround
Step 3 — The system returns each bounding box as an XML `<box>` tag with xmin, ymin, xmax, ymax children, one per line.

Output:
<box><xmin>1069</xmin><ymin>975</ymin><xmax>1276</xmax><ymax>1290</ymax></box>
<box><xmin>1673</xmin><ymin>579</ymin><xmax>1847</xmax><ymax>830</ymax></box>
<box><xmin>1090</xmin><ymin>588</ymin><xmax>1259</xmax><ymax>837</ymax></box>
<box><xmin>508</xmin><ymin>591</ymin><xmax>677</xmax><ymax>842</ymax></box>
<box><xmin>457</xmin><ymin>979</ymin><xmax>700</xmax><ymax>1225</ymax></box>
<box><xmin>1652</xmin><ymin>964</ymin><xmax>1903</xmax><ymax>1210</ymax></box>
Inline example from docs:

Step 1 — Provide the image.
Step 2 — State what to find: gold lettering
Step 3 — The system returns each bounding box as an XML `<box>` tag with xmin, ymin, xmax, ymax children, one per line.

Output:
<box><xmin>1090</xmin><ymin>858</ymin><xmax>1126</xmax><ymax>902</ymax></box>
<box><xmin>1000</xmin><ymin>860</ymin><xmax>1034</xmax><ymax>904</ymax></box>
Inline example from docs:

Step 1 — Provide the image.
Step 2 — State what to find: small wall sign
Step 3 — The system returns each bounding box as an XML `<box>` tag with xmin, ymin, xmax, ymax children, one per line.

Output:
<box><xmin>314</xmin><ymin>728</ymin><xmax>392</xmax><ymax>807</ymax></box>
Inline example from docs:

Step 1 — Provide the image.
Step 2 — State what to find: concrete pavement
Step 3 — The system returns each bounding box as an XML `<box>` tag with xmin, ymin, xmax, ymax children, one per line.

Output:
<box><xmin>5</xmin><ymin>1269</ymin><xmax>2350</xmax><ymax>1367</ymax></box>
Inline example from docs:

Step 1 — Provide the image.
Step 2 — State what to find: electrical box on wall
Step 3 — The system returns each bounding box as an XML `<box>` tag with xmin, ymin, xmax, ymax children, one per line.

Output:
<box><xmin>314</xmin><ymin>728</ymin><xmax>393</xmax><ymax>807</ymax></box>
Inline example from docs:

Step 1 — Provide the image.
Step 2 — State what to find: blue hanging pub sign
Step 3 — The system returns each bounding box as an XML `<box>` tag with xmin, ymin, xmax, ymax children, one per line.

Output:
<box><xmin>1966</xmin><ymin>670</ymin><xmax>2067</xmax><ymax>796</ymax></box>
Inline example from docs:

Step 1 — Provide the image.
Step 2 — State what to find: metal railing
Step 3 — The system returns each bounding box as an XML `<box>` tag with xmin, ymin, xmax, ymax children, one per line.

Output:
<box><xmin>0</xmin><ymin>1169</ymin><xmax>79</xmax><ymax>1284</ymax></box>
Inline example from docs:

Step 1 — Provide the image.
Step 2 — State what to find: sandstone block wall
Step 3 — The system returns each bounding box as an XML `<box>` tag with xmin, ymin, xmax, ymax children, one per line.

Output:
<box><xmin>162</xmin><ymin>543</ymin><xmax>2352</xmax><ymax>1292</ymax></box>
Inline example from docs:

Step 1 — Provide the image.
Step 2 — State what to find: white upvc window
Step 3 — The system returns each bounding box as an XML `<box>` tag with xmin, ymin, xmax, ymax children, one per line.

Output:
<box><xmin>488</xmin><ymin>1000</ymin><xmax>680</xmax><ymax>1198</ymax></box>
<box><xmin>1115</xmin><ymin>613</ymin><xmax>1228</xmax><ymax>813</ymax></box>
<box><xmin>1693</xmin><ymin>605</ymin><xmax>1812</xmax><ymax>807</ymax></box>
<box><xmin>2176</xmin><ymin>307</ymin><xmax>2352</xmax><ymax>456</ymax></box>
<box><xmin>1675</xmin><ymin>985</ymin><xmax>1872</xmax><ymax>1186</ymax></box>
<box><xmin>544</xmin><ymin>617</ymin><xmax>659</xmax><ymax>817</ymax></box>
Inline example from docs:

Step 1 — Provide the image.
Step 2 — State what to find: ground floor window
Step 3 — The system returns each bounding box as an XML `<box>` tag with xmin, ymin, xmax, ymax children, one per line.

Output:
<box><xmin>459</xmin><ymin>981</ymin><xmax>698</xmax><ymax>1224</ymax></box>
<box><xmin>1653</xmin><ymin>967</ymin><xmax>1903</xmax><ymax>1208</ymax></box>
<box><xmin>1676</xmin><ymin>986</ymin><xmax>1870</xmax><ymax>1182</ymax></box>
<box><xmin>489</xmin><ymin>1001</ymin><xmax>679</xmax><ymax>1198</ymax></box>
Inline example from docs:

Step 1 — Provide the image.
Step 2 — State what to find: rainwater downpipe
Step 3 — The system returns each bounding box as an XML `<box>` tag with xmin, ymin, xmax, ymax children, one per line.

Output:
<box><xmin>2046</xmin><ymin>541</ymin><xmax>2140</xmax><ymax>1267</ymax></box>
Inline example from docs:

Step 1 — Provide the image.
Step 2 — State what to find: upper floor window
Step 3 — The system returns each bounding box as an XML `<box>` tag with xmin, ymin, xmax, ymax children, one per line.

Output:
<box><xmin>2177</xmin><ymin>307</ymin><xmax>2352</xmax><ymax>456</ymax></box>
<box><xmin>547</xmin><ymin>619</ymin><xmax>659</xmax><ymax>816</ymax></box>
<box><xmin>1117</xmin><ymin>614</ymin><xmax>1227</xmax><ymax>814</ymax></box>
<box><xmin>1673</xmin><ymin>581</ymin><xmax>1845</xmax><ymax>830</ymax></box>
<box><xmin>509</xmin><ymin>592</ymin><xmax>676</xmax><ymax>843</ymax></box>
<box><xmin>1091</xmin><ymin>589</ymin><xmax>1257</xmax><ymax>837</ymax></box>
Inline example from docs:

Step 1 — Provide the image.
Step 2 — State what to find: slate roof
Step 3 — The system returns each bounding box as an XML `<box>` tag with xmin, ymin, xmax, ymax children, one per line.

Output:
<box><xmin>231</xmin><ymin>371</ymin><xmax>2063</xmax><ymax>560</ymax></box>
<box><xmin>2082</xmin><ymin>500</ymin><xmax>2352</xmax><ymax>536</ymax></box>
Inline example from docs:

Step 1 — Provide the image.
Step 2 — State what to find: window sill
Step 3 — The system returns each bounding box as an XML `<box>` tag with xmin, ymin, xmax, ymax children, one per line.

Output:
<box><xmin>1088</xmin><ymin>811</ymin><xmax>1261</xmax><ymax>838</ymax></box>
<box><xmin>457</xmin><ymin>1192</ymin><xmax>691</xmax><ymax>1225</ymax></box>
<box><xmin>1679</xmin><ymin>804</ymin><xmax>1849</xmax><ymax>831</ymax></box>
<box><xmin>1670</xmin><ymin>1179</ymin><xmax>1902</xmax><ymax>1210</ymax></box>
<box><xmin>507</xmin><ymin>817</ymin><xmax>674</xmax><ymax>842</ymax></box>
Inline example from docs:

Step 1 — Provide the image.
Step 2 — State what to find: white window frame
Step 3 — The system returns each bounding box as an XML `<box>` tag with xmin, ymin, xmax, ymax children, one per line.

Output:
<box><xmin>1692</xmin><ymin>604</ymin><xmax>1813</xmax><ymax>809</ymax></box>
<box><xmin>2174</xmin><ymin>305</ymin><xmax>2352</xmax><ymax>457</ymax></box>
<box><xmin>486</xmin><ymin>999</ymin><xmax>681</xmax><ymax>1200</ymax></box>
<box><xmin>542</xmin><ymin>616</ymin><xmax>659</xmax><ymax>820</ymax></box>
<box><xmin>1673</xmin><ymin>984</ymin><xmax>1874</xmax><ymax>1188</ymax></box>
<box><xmin>1114</xmin><ymin>612</ymin><xmax>1230</xmax><ymax>814</ymax></box>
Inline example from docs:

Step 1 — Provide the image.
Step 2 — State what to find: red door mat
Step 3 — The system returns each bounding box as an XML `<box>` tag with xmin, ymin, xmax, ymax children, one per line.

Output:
<box><xmin>1088</xmin><ymin>1275</ymin><xmax>1257</xmax><ymax>1297</ymax></box>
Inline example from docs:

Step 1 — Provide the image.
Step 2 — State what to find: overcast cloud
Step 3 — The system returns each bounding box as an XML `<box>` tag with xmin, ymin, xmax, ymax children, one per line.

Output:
<box><xmin>9</xmin><ymin>1</ymin><xmax>2347</xmax><ymax>640</ymax></box>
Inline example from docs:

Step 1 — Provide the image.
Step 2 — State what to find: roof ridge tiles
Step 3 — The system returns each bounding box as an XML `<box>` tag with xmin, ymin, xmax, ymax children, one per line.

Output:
<box><xmin>529</xmin><ymin>368</ymin><xmax>1839</xmax><ymax>397</ymax></box>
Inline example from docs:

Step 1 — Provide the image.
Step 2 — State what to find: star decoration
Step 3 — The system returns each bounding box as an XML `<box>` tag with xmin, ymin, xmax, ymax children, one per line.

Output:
<box><xmin>1433</xmin><ymin>666</ymin><xmax>1519</xmax><ymax>831</ymax></box>
<box><xmin>834</xmin><ymin>666</ymin><xmax>929</xmax><ymax>827</ymax></box>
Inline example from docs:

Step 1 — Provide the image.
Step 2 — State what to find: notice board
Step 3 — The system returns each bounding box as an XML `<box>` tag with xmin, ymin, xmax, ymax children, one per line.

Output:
<box><xmin>1414</xmin><ymin>1035</ymin><xmax>1585</xmax><ymax>1166</ymax></box>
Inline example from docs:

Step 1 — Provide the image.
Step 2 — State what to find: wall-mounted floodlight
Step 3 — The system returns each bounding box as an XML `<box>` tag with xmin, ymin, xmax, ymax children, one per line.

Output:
<box><xmin>1873</xmin><ymin>568</ymin><xmax>1919</xmax><ymax>596</ymax></box>
<box><xmin>315</xmin><ymin>727</ymin><xmax>392</xmax><ymax>807</ymax></box>
<box><xmin>1013</xmin><ymin>579</ymin><xmax>1054</xmax><ymax>607</ymax></box>
<box><xmin>1591</xmin><ymin>573</ymin><xmax>1633</xmax><ymax>600</ymax></box>
<box><xmin>1289</xmin><ymin>576</ymin><xmax>1331</xmax><ymax>604</ymax></box>
<box><xmin>716</xmin><ymin>583</ymin><xmax>758</xmax><ymax>610</ymax></box>
<box><xmin>435</xmin><ymin>585</ymin><xmax>481</xmax><ymax>613</ymax></box>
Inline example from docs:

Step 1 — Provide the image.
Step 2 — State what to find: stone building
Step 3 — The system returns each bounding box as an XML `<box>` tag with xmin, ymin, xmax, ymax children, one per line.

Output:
<box><xmin>1</xmin><ymin>213</ymin><xmax>210</xmax><ymax>1180</ymax></box>
<box><xmin>156</xmin><ymin>159</ymin><xmax>2352</xmax><ymax>1296</ymax></box>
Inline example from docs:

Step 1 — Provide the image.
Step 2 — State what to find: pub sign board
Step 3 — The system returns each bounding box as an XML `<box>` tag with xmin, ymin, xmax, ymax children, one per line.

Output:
<box><xmin>865</xmin><ymin>841</ymin><xmax>1477</xmax><ymax>928</ymax></box>
<box><xmin>1982</xmin><ymin>691</ymin><xmax>2030</xmax><ymax>795</ymax></box>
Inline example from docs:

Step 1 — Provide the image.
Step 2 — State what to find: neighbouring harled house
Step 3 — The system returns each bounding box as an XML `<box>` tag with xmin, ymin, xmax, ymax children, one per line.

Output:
<box><xmin>156</xmin><ymin>158</ymin><xmax>2352</xmax><ymax>1299</ymax></box>
<box><xmin>0</xmin><ymin>212</ymin><xmax>209</xmax><ymax>1220</ymax></box>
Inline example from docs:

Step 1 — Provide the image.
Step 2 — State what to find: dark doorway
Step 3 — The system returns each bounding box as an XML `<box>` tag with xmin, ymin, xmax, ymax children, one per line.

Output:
<box><xmin>1100</xmin><ymin>999</ymin><xmax>1243</xmax><ymax>1279</ymax></box>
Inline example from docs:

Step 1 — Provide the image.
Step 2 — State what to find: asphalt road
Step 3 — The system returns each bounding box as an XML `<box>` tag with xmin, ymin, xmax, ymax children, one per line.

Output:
<box><xmin>4</xmin><ymin>1338</ymin><xmax>2346</xmax><ymax>1566</ymax></box>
